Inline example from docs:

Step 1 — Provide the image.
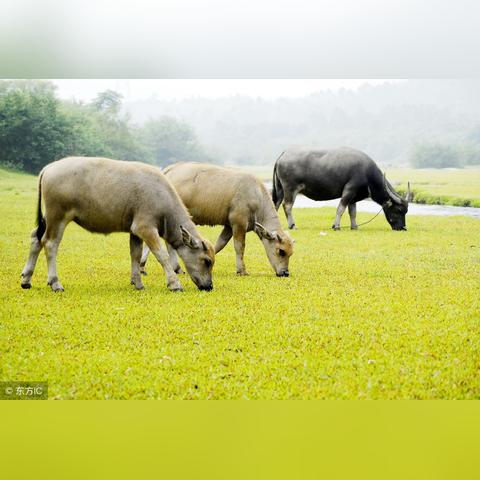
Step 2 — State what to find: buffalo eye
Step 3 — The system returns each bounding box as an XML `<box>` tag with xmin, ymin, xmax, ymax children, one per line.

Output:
<box><xmin>278</xmin><ymin>249</ymin><xmax>286</xmax><ymax>257</ymax></box>
<box><xmin>204</xmin><ymin>258</ymin><xmax>212</xmax><ymax>267</ymax></box>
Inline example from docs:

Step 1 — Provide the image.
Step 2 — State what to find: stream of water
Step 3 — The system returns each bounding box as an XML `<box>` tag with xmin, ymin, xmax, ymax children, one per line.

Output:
<box><xmin>263</xmin><ymin>180</ymin><xmax>480</xmax><ymax>219</ymax></box>
<box><xmin>294</xmin><ymin>195</ymin><xmax>480</xmax><ymax>219</ymax></box>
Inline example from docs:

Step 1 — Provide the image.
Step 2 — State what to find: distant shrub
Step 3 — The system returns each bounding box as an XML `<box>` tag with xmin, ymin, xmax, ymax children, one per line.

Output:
<box><xmin>397</xmin><ymin>186</ymin><xmax>479</xmax><ymax>208</ymax></box>
<box><xmin>0</xmin><ymin>159</ymin><xmax>23</xmax><ymax>171</ymax></box>
<box><xmin>410</xmin><ymin>143</ymin><xmax>463</xmax><ymax>168</ymax></box>
<box><xmin>410</xmin><ymin>142</ymin><xmax>480</xmax><ymax>168</ymax></box>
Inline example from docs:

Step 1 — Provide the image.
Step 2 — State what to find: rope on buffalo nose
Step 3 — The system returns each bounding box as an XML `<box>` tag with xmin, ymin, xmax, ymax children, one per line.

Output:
<box><xmin>354</xmin><ymin>206</ymin><xmax>384</xmax><ymax>227</ymax></box>
<box><xmin>317</xmin><ymin>206</ymin><xmax>384</xmax><ymax>231</ymax></box>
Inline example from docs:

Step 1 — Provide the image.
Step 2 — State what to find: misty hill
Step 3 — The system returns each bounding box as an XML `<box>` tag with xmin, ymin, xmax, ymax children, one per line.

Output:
<box><xmin>124</xmin><ymin>80</ymin><xmax>480</xmax><ymax>167</ymax></box>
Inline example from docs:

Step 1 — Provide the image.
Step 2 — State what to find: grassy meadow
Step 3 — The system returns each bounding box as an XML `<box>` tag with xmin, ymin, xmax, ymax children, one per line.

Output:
<box><xmin>391</xmin><ymin>167</ymin><xmax>480</xmax><ymax>207</ymax></box>
<box><xmin>0</xmin><ymin>167</ymin><xmax>479</xmax><ymax>399</ymax></box>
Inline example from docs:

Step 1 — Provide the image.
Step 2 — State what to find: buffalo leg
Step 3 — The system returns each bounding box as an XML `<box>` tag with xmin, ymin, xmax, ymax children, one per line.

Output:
<box><xmin>140</xmin><ymin>244</ymin><xmax>150</xmax><ymax>275</ymax></box>
<box><xmin>332</xmin><ymin>200</ymin><xmax>348</xmax><ymax>230</ymax></box>
<box><xmin>140</xmin><ymin>243</ymin><xmax>184</xmax><ymax>275</ymax></box>
<box><xmin>232</xmin><ymin>224</ymin><xmax>247</xmax><ymax>275</ymax></box>
<box><xmin>214</xmin><ymin>225</ymin><xmax>233</xmax><ymax>253</ymax></box>
<box><xmin>282</xmin><ymin>188</ymin><xmax>299</xmax><ymax>230</ymax></box>
<box><xmin>44</xmin><ymin>220</ymin><xmax>67</xmax><ymax>292</ymax></box>
<box><xmin>348</xmin><ymin>203</ymin><xmax>358</xmax><ymax>230</ymax></box>
<box><xmin>166</xmin><ymin>242</ymin><xmax>184</xmax><ymax>274</ymax></box>
<box><xmin>133</xmin><ymin>225</ymin><xmax>183</xmax><ymax>291</ymax></box>
<box><xmin>130</xmin><ymin>234</ymin><xmax>144</xmax><ymax>290</ymax></box>
<box><xmin>21</xmin><ymin>228</ymin><xmax>44</xmax><ymax>289</ymax></box>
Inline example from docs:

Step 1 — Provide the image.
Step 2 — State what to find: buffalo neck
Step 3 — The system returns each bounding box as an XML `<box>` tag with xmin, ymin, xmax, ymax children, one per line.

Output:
<box><xmin>368</xmin><ymin>169</ymin><xmax>391</xmax><ymax>206</ymax></box>
<box><xmin>256</xmin><ymin>190</ymin><xmax>283</xmax><ymax>231</ymax></box>
<box><xmin>163</xmin><ymin>211</ymin><xmax>197</xmax><ymax>249</ymax></box>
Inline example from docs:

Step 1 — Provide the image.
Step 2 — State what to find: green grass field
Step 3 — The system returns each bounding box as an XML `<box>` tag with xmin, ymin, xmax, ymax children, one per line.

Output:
<box><xmin>1</xmin><ymin>168</ymin><xmax>479</xmax><ymax>399</ymax></box>
<box><xmin>391</xmin><ymin>167</ymin><xmax>480</xmax><ymax>207</ymax></box>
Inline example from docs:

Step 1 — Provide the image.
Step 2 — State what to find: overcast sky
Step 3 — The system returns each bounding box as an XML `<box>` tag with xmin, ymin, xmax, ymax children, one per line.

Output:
<box><xmin>52</xmin><ymin>79</ymin><xmax>403</xmax><ymax>102</ymax></box>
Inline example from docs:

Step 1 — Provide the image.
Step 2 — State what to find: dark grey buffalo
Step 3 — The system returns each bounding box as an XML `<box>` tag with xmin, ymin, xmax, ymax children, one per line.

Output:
<box><xmin>272</xmin><ymin>147</ymin><xmax>411</xmax><ymax>231</ymax></box>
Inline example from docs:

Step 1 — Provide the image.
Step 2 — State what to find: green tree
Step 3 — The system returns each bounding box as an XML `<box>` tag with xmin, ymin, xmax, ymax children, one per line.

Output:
<box><xmin>0</xmin><ymin>80</ymin><xmax>71</xmax><ymax>173</ymax></box>
<box><xmin>92</xmin><ymin>89</ymin><xmax>123</xmax><ymax>115</ymax></box>
<box><xmin>137</xmin><ymin>116</ymin><xmax>211</xmax><ymax>167</ymax></box>
<box><xmin>59</xmin><ymin>100</ymin><xmax>112</xmax><ymax>158</ymax></box>
<box><xmin>0</xmin><ymin>82</ymin><xmax>211</xmax><ymax>173</ymax></box>
<box><xmin>89</xmin><ymin>90</ymin><xmax>148</xmax><ymax>161</ymax></box>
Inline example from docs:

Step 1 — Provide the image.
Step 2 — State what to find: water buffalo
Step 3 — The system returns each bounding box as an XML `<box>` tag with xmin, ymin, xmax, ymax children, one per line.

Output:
<box><xmin>272</xmin><ymin>147</ymin><xmax>411</xmax><ymax>231</ymax></box>
<box><xmin>141</xmin><ymin>162</ymin><xmax>294</xmax><ymax>277</ymax></box>
<box><xmin>20</xmin><ymin>157</ymin><xmax>215</xmax><ymax>292</ymax></box>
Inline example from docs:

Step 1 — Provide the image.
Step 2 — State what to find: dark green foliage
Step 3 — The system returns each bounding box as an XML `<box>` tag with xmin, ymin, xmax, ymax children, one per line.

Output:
<box><xmin>55</xmin><ymin>99</ymin><xmax>148</xmax><ymax>163</ymax></box>
<box><xmin>396</xmin><ymin>186</ymin><xmax>480</xmax><ymax>208</ymax></box>
<box><xmin>0</xmin><ymin>81</ymin><xmax>209</xmax><ymax>173</ymax></box>
<box><xmin>0</xmin><ymin>81</ymin><xmax>72</xmax><ymax>173</ymax></box>
<box><xmin>58</xmin><ymin>101</ymin><xmax>111</xmax><ymax>159</ymax></box>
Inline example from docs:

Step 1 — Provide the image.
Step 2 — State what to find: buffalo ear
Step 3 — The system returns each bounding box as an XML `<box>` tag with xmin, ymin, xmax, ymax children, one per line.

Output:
<box><xmin>254</xmin><ymin>222</ymin><xmax>276</xmax><ymax>240</ymax></box>
<box><xmin>180</xmin><ymin>225</ymin><xmax>200</xmax><ymax>249</ymax></box>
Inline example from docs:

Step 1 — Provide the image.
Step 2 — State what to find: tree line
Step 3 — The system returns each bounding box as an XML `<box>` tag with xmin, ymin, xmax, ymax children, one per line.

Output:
<box><xmin>125</xmin><ymin>80</ymin><xmax>480</xmax><ymax>168</ymax></box>
<box><xmin>1</xmin><ymin>80</ymin><xmax>479</xmax><ymax>173</ymax></box>
<box><xmin>0</xmin><ymin>80</ymin><xmax>211</xmax><ymax>174</ymax></box>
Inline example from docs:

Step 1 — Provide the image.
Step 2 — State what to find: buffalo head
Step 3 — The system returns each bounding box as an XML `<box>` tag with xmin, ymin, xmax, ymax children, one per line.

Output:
<box><xmin>383</xmin><ymin>174</ymin><xmax>410</xmax><ymax>231</ymax></box>
<box><xmin>254</xmin><ymin>222</ymin><xmax>294</xmax><ymax>276</ymax></box>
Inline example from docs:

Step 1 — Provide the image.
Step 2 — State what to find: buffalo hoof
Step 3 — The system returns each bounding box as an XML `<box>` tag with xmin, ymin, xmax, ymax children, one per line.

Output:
<box><xmin>289</xmin><ymin>224</ymin><xmax>298</xmax><ymax>230</ymax></box>
<box><xmin>174</xmin><ymin>267</ymin><xmax>185</xmax><ymax>274</ymax></box>
<box><xmin>21</xmin><ymin>282</ymin><xmax>31</xmax><ymax>289</ymax></box>
<box><xmin>140</xmin><ymin>270</ymin><xmax>147</xmax><ymax>276</ymax></box>
<box><xmin>236</xmin><ymin>271</ymin><xmax>249</xmax><ymax>276</ymax></box>
<box><xmin>332</xmin><ymin>225</ymin><xmax>341</xmax><ymax>231</ymax></box>
<box><xmin>48</xmin><ymin>279</ymin><xmax>64</xmax><ymax>292</ymax></box>
<box><xmin>171</xmin><ymin>287</ymin><xmax>184</xmax><ymax>293</ymax></box>
<box><xmin>351</xmin><ymin>226</ymin><xmax>358</xmax><ymax>230</ymax></box>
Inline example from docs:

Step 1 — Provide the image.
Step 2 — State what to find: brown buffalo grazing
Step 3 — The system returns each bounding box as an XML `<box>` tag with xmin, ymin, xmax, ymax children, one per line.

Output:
<box><xmin>20</xmin><ymin>157</ymin><xmax>215</xmax><ymax>292</ymax></box>
<box><xmin>141</xmin><ymin>162</ymin><xmax>294</xmax><ymax>277</ymax></box>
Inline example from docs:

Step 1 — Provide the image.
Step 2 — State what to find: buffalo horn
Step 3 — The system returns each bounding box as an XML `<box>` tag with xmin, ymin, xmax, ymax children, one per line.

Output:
<box><xmin>384</xmin><ymin>173</ymin><xmax>403</xmax><ymax>205</ymax></box>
